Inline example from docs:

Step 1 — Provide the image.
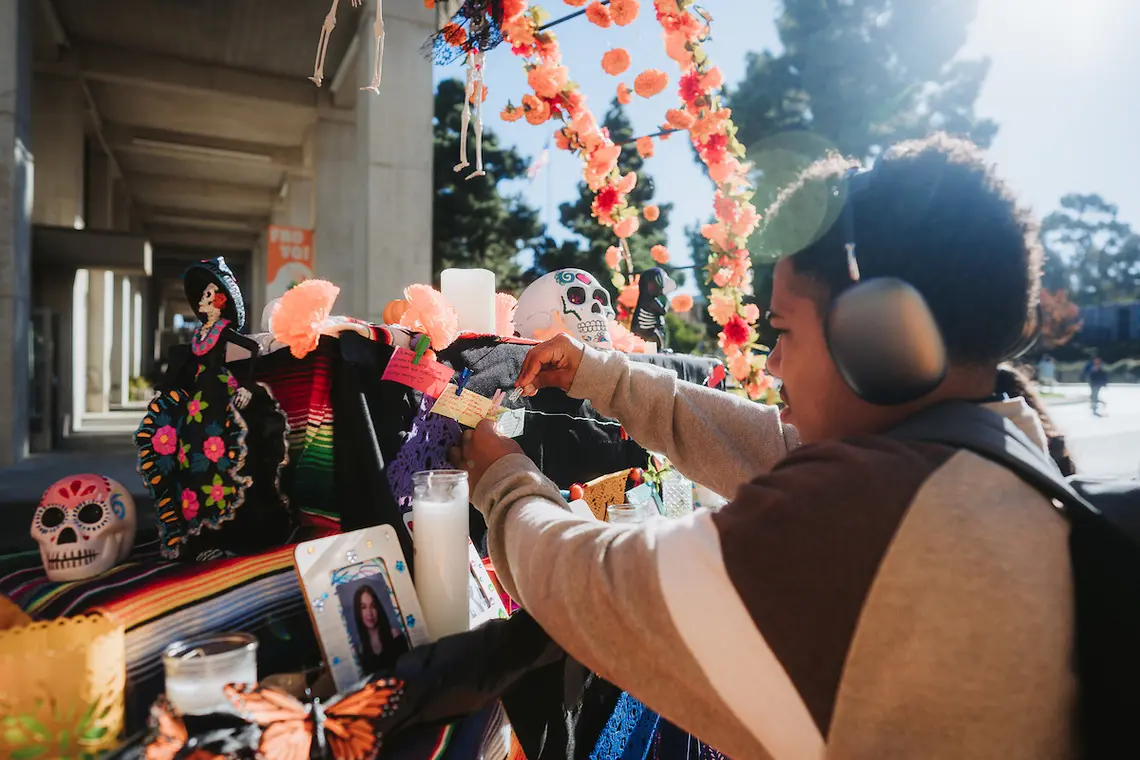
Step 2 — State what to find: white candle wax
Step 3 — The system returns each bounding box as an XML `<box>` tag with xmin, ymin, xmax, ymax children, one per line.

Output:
<box><xmin>412</xmin><ymin>497</ymin><xmax>471</xmax><ymax>641</ymax></box>
<box><xmin>163</xmin><ymin>634</ymin><xmax>258</xmax><ymax>715</ymax></box>
<box><xmin>441</xmin><ymin>268</ymin><xmax>496</xmax><ymax>335</ymax></box>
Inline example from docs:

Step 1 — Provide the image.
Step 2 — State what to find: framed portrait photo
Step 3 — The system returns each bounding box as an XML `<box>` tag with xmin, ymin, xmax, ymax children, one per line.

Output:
<box><xmin>294</xmin><ymin>525</ymin><xmax>430</xmax><ymax>693</ymax></box>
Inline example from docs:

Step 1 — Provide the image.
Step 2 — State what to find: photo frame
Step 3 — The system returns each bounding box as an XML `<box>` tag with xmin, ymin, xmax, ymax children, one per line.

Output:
<box><xmin>468</xmin><ymin>542</ymin><xmax>508</xmax><ymax>629</ymax></box>
<box><xmin>294</xmin><ymin>525</ymin><xmax>430</xmax><ymax>693</ymax></box>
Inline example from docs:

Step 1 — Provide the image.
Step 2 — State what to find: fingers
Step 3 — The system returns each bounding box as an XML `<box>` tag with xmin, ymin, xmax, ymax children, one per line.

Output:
<box><xmin>516</xmin><ymin>334</ymin><xmax>584</xmax><ymax>392</ymax></box>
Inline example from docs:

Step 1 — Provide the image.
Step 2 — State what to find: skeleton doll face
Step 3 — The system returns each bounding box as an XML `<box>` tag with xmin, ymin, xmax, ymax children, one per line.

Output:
<box><xmin>198</xmin><ymin>283</ymin><xmax>222</xmax><ymax>322</ymax></box>
<box><xmin>32</xmin><ymin>475</ymin><xmax>137</xmax><ymax>582</ymax></box>
<box><xmin>515</xmin><ymin>269</ymin><xmax>616</xmax><ymax>347</ymax></box>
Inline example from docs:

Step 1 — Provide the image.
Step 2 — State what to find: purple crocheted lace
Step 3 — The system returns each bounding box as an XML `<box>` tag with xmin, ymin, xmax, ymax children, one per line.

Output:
<box><xmin>387</xmin><ymin>394</ymin><xmax>463</xmax><ymax>515</ymax></box>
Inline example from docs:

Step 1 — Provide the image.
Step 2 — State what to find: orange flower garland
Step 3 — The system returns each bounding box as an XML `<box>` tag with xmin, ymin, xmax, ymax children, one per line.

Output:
<box><xmin>653</xmin><ymin>0</ymin><xmax>771</xmax><ymax>400</ymax></box>
<box><xmin>601</xmin><ymin>48</ymin><xmax>631</xmax><ymax>76</ymax></box>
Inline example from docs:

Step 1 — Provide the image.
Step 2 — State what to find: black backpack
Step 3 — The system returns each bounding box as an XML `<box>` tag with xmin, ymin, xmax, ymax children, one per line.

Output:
<box><xmin>890</xmin><ymin>401</ymin><xmax>1140</xmax><ymax>758</ymax></box>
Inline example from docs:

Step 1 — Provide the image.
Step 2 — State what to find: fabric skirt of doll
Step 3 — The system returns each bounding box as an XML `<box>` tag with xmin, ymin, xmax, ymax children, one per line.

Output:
<box><xmin>135</xmin><ymin>366</ymin><xmax>292</xmax><ymax>560</ymax></box>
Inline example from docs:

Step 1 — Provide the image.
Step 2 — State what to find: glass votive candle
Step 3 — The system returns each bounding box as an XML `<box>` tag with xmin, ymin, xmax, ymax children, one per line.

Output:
<box><xmin>412</xmin><ymin>469</ymin><xmax>471</xmax><ymax>642</ymax></box>
<box><xmin>163</xmin><ymin>633</ymin><xmax>259</xmax><ymax>715</ymax></box>
<box><xmin>607</xmin><ymin>504</ymin><xmax>648</xmax><ymax>524</ymax></box>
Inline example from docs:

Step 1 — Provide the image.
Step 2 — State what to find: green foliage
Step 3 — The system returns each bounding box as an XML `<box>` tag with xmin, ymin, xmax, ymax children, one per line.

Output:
<box><xmin>665</xmin><ymin>312</ymin><xmax>707</xmax><ymax>355</ymax></box>
<box><xmin>1041</xmin><ymin>193</ymin><xmax>1140</xmax><ymax>306</ymax></box>
<box><xmin>531</xmin><ymin>99</ymin><xmax>680</xmax><ymax>296</ymax></box>
<box><xmin>690</xmin><ymin>1</ymin><xmax>995</xmax><ymax>335</ymax></box>
<box><xmin>433</xmin><ymin>79</ymin><xmax>545</xmax><ymax>293</ymax></box>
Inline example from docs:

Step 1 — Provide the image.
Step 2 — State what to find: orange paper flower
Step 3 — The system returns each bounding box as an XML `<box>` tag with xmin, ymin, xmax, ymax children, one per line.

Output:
<box><xmin>614</xmin><ymin>216</ymin><xmax>640</xmax><ymax>239</ymax></box>
<box><xmin>527</xmin><ymin>64</ymin><xmax>569</xmax><ymax>99</ymax></box>
<box><xmin>671</xmin><ymin>293</ymin><xmax>694</xmax><ymax>313</ymax></box>
<box><xmin>424</xmin><ymin>0</ymin><xmax>435</xmax><ymax>7</ymax></box>
<box><xmin>643</xmin><ymin>204</ymin><xmax>660</xmax><ymax>222</ymax></box>
<box><xmin>636</xmin><ymin>136</ymin><xmax>655</xmax><ymax>158</ymax></box>
<box><xmin>501</xmin><ymin>104</ymin><xmax>524</xmax><ymax>122</ymax></box>
<box><xmin>399</xmin><ymin>284</ymin><xmax>459</xmax><ymax>350</ymax></box>
<box><xmin>651</xmin><ymin>245</ymin><xmax>670</xmax><ymax>264</ymax></box>
<box><xmin>585</xmin><ymin>1</ymin><xmax>612</xmax><ymax>27</ymax></box>
<box><xmin>270</xmin><ymin>279</ymin><xmax>340</xmax><ymax>359</ymax></box>
<box><xmin>601</xmin><ymin>48</ymin><xmax>631</xmax><ymax>76</ymax></box>
<box><xmin>495</xmin><ymin>293</ymin><xmax>518</xmax><ymax>338</ymax></box>
<box><xmin>634</xmin><ymin>69</ymin><xmax>669</xmax><ymax>98</ymax></box>
<box><xmin>564</xmin><ymin>0</ymin><xmax>588</xmax><ymax>5</ymax></box>
<box><xmin>610</xmin><ymin>0</ymin><xmax>641</xmax><ymax>26</ymax></box>
<box><xmin>617</xmin><ymin>83</ymin><xmax>633</xmax><ymax>105</ymax></box>
<box><xmin>605</xmin><ymin>246</ymin><xmax>621</xmax><ymax>270</ymax></box>
<box><xmin>665</xmin><ymin>108</ymin><xmax>696</xmax><ymax>131</ymax></box>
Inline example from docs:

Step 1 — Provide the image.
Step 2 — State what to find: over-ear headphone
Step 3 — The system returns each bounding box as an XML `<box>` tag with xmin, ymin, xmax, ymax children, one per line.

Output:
<box><xmin>824</xmin><ymin>169</ymin><xmax>1039</xmax><ymax>406</ymax></box>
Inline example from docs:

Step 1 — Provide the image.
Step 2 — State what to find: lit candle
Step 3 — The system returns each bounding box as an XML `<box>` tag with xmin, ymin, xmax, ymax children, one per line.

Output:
<box><xmin>163</xmin><ymin>633</ymin><xmax>258</xmax><ymax>715</ymax></box>
<box><xmin>412</xmin><ymin>470</ymin><xmax>471</xmax><ymax>641</ymax></box>
<box><xmin>441</xmin><ymin>268</ymin><xmax>496</xmax><ymax>335</ymax></box>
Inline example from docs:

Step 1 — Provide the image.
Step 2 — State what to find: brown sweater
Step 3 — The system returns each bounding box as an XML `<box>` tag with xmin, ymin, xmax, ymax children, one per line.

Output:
<box><xmin>471</xmin><ymin>347</ymin><xmax>1076</xmax><ymax>759</ymax></box>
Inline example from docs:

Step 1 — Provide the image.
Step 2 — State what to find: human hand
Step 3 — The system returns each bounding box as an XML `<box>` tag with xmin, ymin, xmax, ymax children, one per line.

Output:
<box><xmin>449</xmin><ymin>419</ymin><xmax>525</xmax><ymax>492</ymax></box>
<box><xmin>516</xmin><ymin>334</ymin><xmax>586</xmax><ymax>397</ymax></box>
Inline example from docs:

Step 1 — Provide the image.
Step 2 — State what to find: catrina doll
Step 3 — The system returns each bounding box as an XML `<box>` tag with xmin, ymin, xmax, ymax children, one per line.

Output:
<box><xmin>135</xmin><ymin>257</ymin><xmax>292</xmax><ymax>561</ymax></box>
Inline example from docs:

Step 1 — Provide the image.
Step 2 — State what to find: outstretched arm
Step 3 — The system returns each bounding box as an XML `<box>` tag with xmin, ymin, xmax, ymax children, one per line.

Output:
<box><xmin>568</xmin><ymin>347</ymin><xmax>797</xmax><ymax>497</ymax></box>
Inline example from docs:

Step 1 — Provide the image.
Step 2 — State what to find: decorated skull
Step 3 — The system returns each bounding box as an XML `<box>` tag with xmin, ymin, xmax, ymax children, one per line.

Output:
<box><xmin>31</xmin><ymin>475</ymin><xmax>136</xmax><ymax>581</ymax></box>
<box><xmin>515</xmin><ymin>269</ymin><xmax>616</xmax><ymax>347</ymax></box>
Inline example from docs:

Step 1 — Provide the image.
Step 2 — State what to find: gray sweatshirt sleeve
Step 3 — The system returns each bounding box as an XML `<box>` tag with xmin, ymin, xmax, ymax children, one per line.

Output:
<box><xmin>567</xmin><ymin>347</ymin><xmax>798</xmax><ymax>497</ymax></box>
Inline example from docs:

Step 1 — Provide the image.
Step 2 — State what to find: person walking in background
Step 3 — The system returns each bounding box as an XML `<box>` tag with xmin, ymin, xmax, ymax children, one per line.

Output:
<box><xmin>1036</xmin><ymin>354</ymin><xmax>1056</xmax><ymax>390</ymax></box>
<box><xmin>1086</xmin><ymin>357</ymin><xmax>1109</xmax><ymax>416</ymax></box>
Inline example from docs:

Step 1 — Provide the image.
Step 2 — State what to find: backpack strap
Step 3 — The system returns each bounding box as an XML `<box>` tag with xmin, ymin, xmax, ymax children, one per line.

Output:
<box><xmin>886</xmin><ymin>401</ymin><xmax>1101</xmax><ymax>520</ymax></box>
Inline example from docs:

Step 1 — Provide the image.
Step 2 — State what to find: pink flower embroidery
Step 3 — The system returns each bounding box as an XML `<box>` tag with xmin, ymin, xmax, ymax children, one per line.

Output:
<box><xmin>203</xmin><ymin>436</ymin><xmax>226</xmax><ymax>463</ymax></box>
<box><xmin>153</xmin><ymin>425</ymin><xmax>178</xmax><ymax>456</ymax></box>
<box><xmin>177</xmin><ymin>443</ymin><xmax>190</xmax><ymax>469</ymax></box>
<box><xmin>181</xmin><ymin>489</ymin><xmax>200</xmax><ymax>520</ymax></box>
<box><xmin>188</xmin><ymin>400</ymin><xmax>201</xmax><ymax>416</ymax></box>
<box><xmin>209</xmin><ymin>483</ymin><xmax>226</xmax><ymax>505</ymax></box>
<box><xmin>227</xmin><ymin>375</ymin><xmax>239</xmax><ymax>391</ymax></box>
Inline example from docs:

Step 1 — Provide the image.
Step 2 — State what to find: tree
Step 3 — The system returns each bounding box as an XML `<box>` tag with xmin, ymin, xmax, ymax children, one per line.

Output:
<box><xmin>433</xmin><ymin>78</ymin><xmax>545</xmax><ymax>293</ymax></box>
<box><xmin>1040</xmin><ymin>193</ymin><xmax>1140</xmax><ymax>306</ymax></box>
<box><xmin>1038</xmin><ymin>288</ymin><xmax>1083</xmax><ymax>350</ymax></box>
<box><xmin>531</xmin><ymin>98</ymin><xmax>678</xmax><ymax>295</ymax></box>
<box><xmin>690</xmin><ymin>0</ymin><xmax>997</xmax><ymax>343</ymax></box>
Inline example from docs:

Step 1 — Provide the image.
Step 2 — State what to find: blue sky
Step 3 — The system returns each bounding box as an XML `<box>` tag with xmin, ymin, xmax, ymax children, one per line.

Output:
<box><xmin>432</xmin><ymin>0</ymin><xmax>1140</xmax><ymax>290</ymax></box>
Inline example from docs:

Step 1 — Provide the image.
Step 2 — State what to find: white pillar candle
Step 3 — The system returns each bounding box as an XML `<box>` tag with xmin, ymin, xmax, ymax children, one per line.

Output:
<box><xmin>412</xmin><ymin>470</ymin><xmax>471</xmax><ymax>641</ymax></box>
<box><xmin>163</xmin><ymin>634</ymin><xmax>258</xmax><ymax>715</ymax></box>
<box><xmin>441</xmin><ymin>268</ymin><xmax>496</xmax><ymax>335</ymax></box>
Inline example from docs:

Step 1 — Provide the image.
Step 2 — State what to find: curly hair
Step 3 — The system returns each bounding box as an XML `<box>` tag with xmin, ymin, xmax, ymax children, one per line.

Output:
<box><xmin>762</xmin><ymin>133</ymin><xmax>1043</xmax><ymax>366</ymax></box>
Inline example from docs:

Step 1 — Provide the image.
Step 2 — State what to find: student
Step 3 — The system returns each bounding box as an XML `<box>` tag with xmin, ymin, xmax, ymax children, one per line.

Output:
<box><xmin>1037</xmin><ymin>354</ymin><xmax>1056</xmax><ymax>390</ymax></box>
<box><xmin>454</xmin><ymin>135</ymin><xmax>1073</xmax><ymax>759</ymax></box>
<box><xmin>1087</xmin><ymin>356</ymin><xmax>1109</xmax><ymax>416</ymax></box>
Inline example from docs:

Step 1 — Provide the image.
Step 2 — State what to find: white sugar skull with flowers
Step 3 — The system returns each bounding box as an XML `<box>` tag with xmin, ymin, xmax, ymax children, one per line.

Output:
<box><xmin>31</xmin><ymin>474</ymin><xmax>136</xmax><ymax>581</ymax></box>
<box><xmin>515</xmin><ymin>269</ymin><xmax>616</xmax><ymax>347</ymax></box>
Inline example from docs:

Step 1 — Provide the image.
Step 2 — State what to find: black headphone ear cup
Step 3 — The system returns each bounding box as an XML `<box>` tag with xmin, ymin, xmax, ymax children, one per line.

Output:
<box><xmin>826</xmin><ymin>278</ymin><xmax>948</xmax><ymax>405</ymax></box>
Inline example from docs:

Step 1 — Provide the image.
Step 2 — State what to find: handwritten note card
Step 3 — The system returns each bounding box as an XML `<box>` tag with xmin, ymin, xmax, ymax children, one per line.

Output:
<box><xmin>494</xmin><ymin>407</ymin><xmax>526</xmax><ymax>438</ymax></box>
<box><xmin>382</xmin><ymin>347</ymin><xmax>454</xmax><ymax>398</ymax></box>
<box><xmin>430</xmin><ymin>384</ymin><xmax>495</xmax><ymax>428</ymax></box>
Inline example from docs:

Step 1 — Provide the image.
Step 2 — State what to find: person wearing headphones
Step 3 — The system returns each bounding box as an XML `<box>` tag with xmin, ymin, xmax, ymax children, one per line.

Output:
<box><xmin>451</xmin><ymin>134</ymin><xmax>1072</xmax><ymax>759</ymax></box>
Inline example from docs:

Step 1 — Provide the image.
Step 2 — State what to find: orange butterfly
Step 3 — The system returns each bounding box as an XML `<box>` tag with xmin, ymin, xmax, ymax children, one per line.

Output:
<box><xmin>223</xmin><ymin>678</ymin><xmax>404</xmax><ymax>760</ymax></box>
<box><xmin>143</xmin><ymin>696</ymin><xmax>228</xmax><ymax>760</ymax></box>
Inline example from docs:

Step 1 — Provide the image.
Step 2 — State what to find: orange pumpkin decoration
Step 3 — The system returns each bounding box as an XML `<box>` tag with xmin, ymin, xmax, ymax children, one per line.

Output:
<box><xmin>383</xmin><ymin>299</ymin><xmax>409</xmax><ymax>325</ymax></box>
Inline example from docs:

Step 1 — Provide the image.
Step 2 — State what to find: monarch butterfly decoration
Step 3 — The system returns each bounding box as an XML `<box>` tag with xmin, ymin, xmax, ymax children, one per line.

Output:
<box><xmin>223</xmin><ymin>678</ymin><xmax>405</xmax><ymax>760</ymax></box>
<box><xmin>143</xmin><ymin>695</ymin><xmax>242</xmax><ymax>760</ymax></box>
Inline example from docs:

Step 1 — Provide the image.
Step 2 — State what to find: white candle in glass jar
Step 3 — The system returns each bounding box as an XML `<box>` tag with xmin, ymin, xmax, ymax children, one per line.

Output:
<box><xmin>441</xmin><ymin>268</ymin><xmax>496</xmax><ymax>335</ymax></box>
<box><xmin>412</xmin><ymin>471</ymin><xmax>471</xmax><ymax>641</ymax></box>
<box><xmin>163</xmin><ymin>633</ymin><xmax>258</xmax><ymax>715</ymax></box>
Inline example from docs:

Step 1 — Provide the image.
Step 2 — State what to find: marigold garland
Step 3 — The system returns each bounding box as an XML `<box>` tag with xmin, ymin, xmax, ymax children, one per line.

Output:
<box><xmin>489</xmin><ymin>0</ymin><xmax>770</xmax><ymax>399</ymax></box>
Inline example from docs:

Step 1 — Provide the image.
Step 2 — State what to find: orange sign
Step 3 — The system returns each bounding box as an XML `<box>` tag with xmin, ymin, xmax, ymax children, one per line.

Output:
<box><xmin>266</xmin><ymin>225</ymin><xmax>315</xmax><ymax>301</ymax></box>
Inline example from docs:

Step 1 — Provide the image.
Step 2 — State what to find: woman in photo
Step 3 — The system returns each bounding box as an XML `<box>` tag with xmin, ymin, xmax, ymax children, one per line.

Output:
<box><xmin>353</xmin><ymin>584</ymin><xmax>404</xmax><ymax>675</ymax></box>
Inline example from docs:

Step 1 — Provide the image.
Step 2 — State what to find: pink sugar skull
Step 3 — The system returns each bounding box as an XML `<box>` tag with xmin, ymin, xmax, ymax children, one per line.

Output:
<box><xmin>31</xmin><ymin>474</ymin><xmax>137</xmax><ymax>581</ymax></box>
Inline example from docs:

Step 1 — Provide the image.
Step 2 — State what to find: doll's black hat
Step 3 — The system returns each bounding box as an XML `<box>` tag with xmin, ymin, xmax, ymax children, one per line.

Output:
<box><xmin>184</xmin><ymin>256</ymin><xmax>246</xmax><ymax>331</ymax></box>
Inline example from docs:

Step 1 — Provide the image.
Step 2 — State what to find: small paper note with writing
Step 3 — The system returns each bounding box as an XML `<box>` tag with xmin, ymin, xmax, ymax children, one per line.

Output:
<box><xmin>382</xmin><ymin>346</ymin><xmax>454</xmax><ymax>397</ymax></box>
<box><xmin>430</xmin><ymin>384</ymin><xmax>495</xmax><ymax>428</ymax></box>
<box><xmin>494</xmin><ymin>407</ymin><xmax>526</xmax><ymax>438</ymax></box>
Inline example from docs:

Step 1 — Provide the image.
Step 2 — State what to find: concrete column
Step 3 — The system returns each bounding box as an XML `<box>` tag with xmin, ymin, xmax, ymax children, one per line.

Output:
<box><xmin>71</xmin><ymin>269</ymin><xmax>88</xmax><ymax>431</ymax></box>
<box><xmin>314</xmin><ymin>0</ymin><xmax>433</xmax><ymax>323</ymax></box>
<box><xmin>86</xmin><ymin>147</ymin><xmax>114</xmax><ymax>231</ymax></box>
<box><xmin>132</xmin><ymin>279</ymin><xmax>143</xmax><ymax>379</ymax></box>
<box><xmin>0</xmin><ymin>0</ymin><xmax>33</xmax><ymax>466</ymax></box>
<box><xmin>110</xmin><ymin>274</ymin><xmax>130</xmax><ymax>407</ymax></box>
<box><xmin>31</xmin><ymin>72</ymin><xmax>84</xmax><ymax>229</ymax></box>
<box><xmin>355</xmin><ymin>0</ymin><xmax>434</xmax><ymax>321</ymax></box>
<box><xmin>85</xmin><ymin>269</ymin><xmax>112</xmax><ymax>414</ymax></box>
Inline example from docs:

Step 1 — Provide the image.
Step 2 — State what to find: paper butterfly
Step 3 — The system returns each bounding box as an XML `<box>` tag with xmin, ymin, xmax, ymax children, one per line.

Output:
<box><xmin>223</xmin><ymin>678</ymin><xmax>404</xmax><ymax>760</ymax></box>
<box><xmin>143</xmin><ymin>695</ymin><xmax>229</xmax><ymax>760</ymax></box>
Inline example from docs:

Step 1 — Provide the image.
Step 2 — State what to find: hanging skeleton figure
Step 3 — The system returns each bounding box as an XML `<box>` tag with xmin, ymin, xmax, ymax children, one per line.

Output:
<box><xmin>311</xmin><ymin>0</ymin><xmax>362</xmax><ymax>87</ymax></box>
<box><xmin>361</xmin><ymin>0</ymin><xmax>386</xmax><ymax>94</ymax></box>
<box><xmin>454</xmin><ymin>43</ymin><xmax>487</xmax><ymax>179</ymax></box>
<box><xmin>630</xmin><ymin>267</ymin><xmax>678</xmax><ymax>351</ymax></box>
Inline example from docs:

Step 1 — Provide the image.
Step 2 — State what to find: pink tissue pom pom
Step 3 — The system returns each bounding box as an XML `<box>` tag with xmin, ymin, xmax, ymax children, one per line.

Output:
<box><xmin>270</xmin><ymin>279</ymin><xmax>340</xmax><ymax>359</ymax></box>
<box><xmin>495</xmin><ymin>293</ymin><xmax>518</xmax><ymax>338</ymax></box>
<box><xmin>399</xmin><ymin>284</ymin><xmax>460</xmax><ymax>350</ymax></box>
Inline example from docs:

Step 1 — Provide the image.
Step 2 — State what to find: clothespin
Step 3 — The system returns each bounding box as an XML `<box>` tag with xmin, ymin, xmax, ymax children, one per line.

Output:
<box><xmin>507</xmin><ymin>387</ymin><xmax>525</xmax><ymax>404</ymax></box>
<box><xmin>488</xmin><ymin>389</ymin><xmax>505</xmax><ymax>417</ymax></box>
<box><xmin>412</xmin><ymin>334</ymin><xmax>431</xmax><ymax>365</ymax></box>
<box><xmin>455</xmin><ymin>367</ymin><xmax>472</xmax><ymax>395</ymax></box>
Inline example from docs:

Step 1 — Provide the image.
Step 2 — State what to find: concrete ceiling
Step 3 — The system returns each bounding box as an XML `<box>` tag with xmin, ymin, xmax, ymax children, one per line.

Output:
<box><xmin>31</xmin><ymin>0</ymin><xmax>366</xmax><ymax>253</ymax></box>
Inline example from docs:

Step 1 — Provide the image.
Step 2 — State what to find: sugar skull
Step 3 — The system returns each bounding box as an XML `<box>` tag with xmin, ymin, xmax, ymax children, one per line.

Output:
<box><xmin>32</xmin><ymin>475</ymin><xmax>137</xmax><ymax>582</ymax></box>
<box><xmin>515</xmin><ymin>269</ymin><xmax>616</xmax><ymax>347</ymax></box>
